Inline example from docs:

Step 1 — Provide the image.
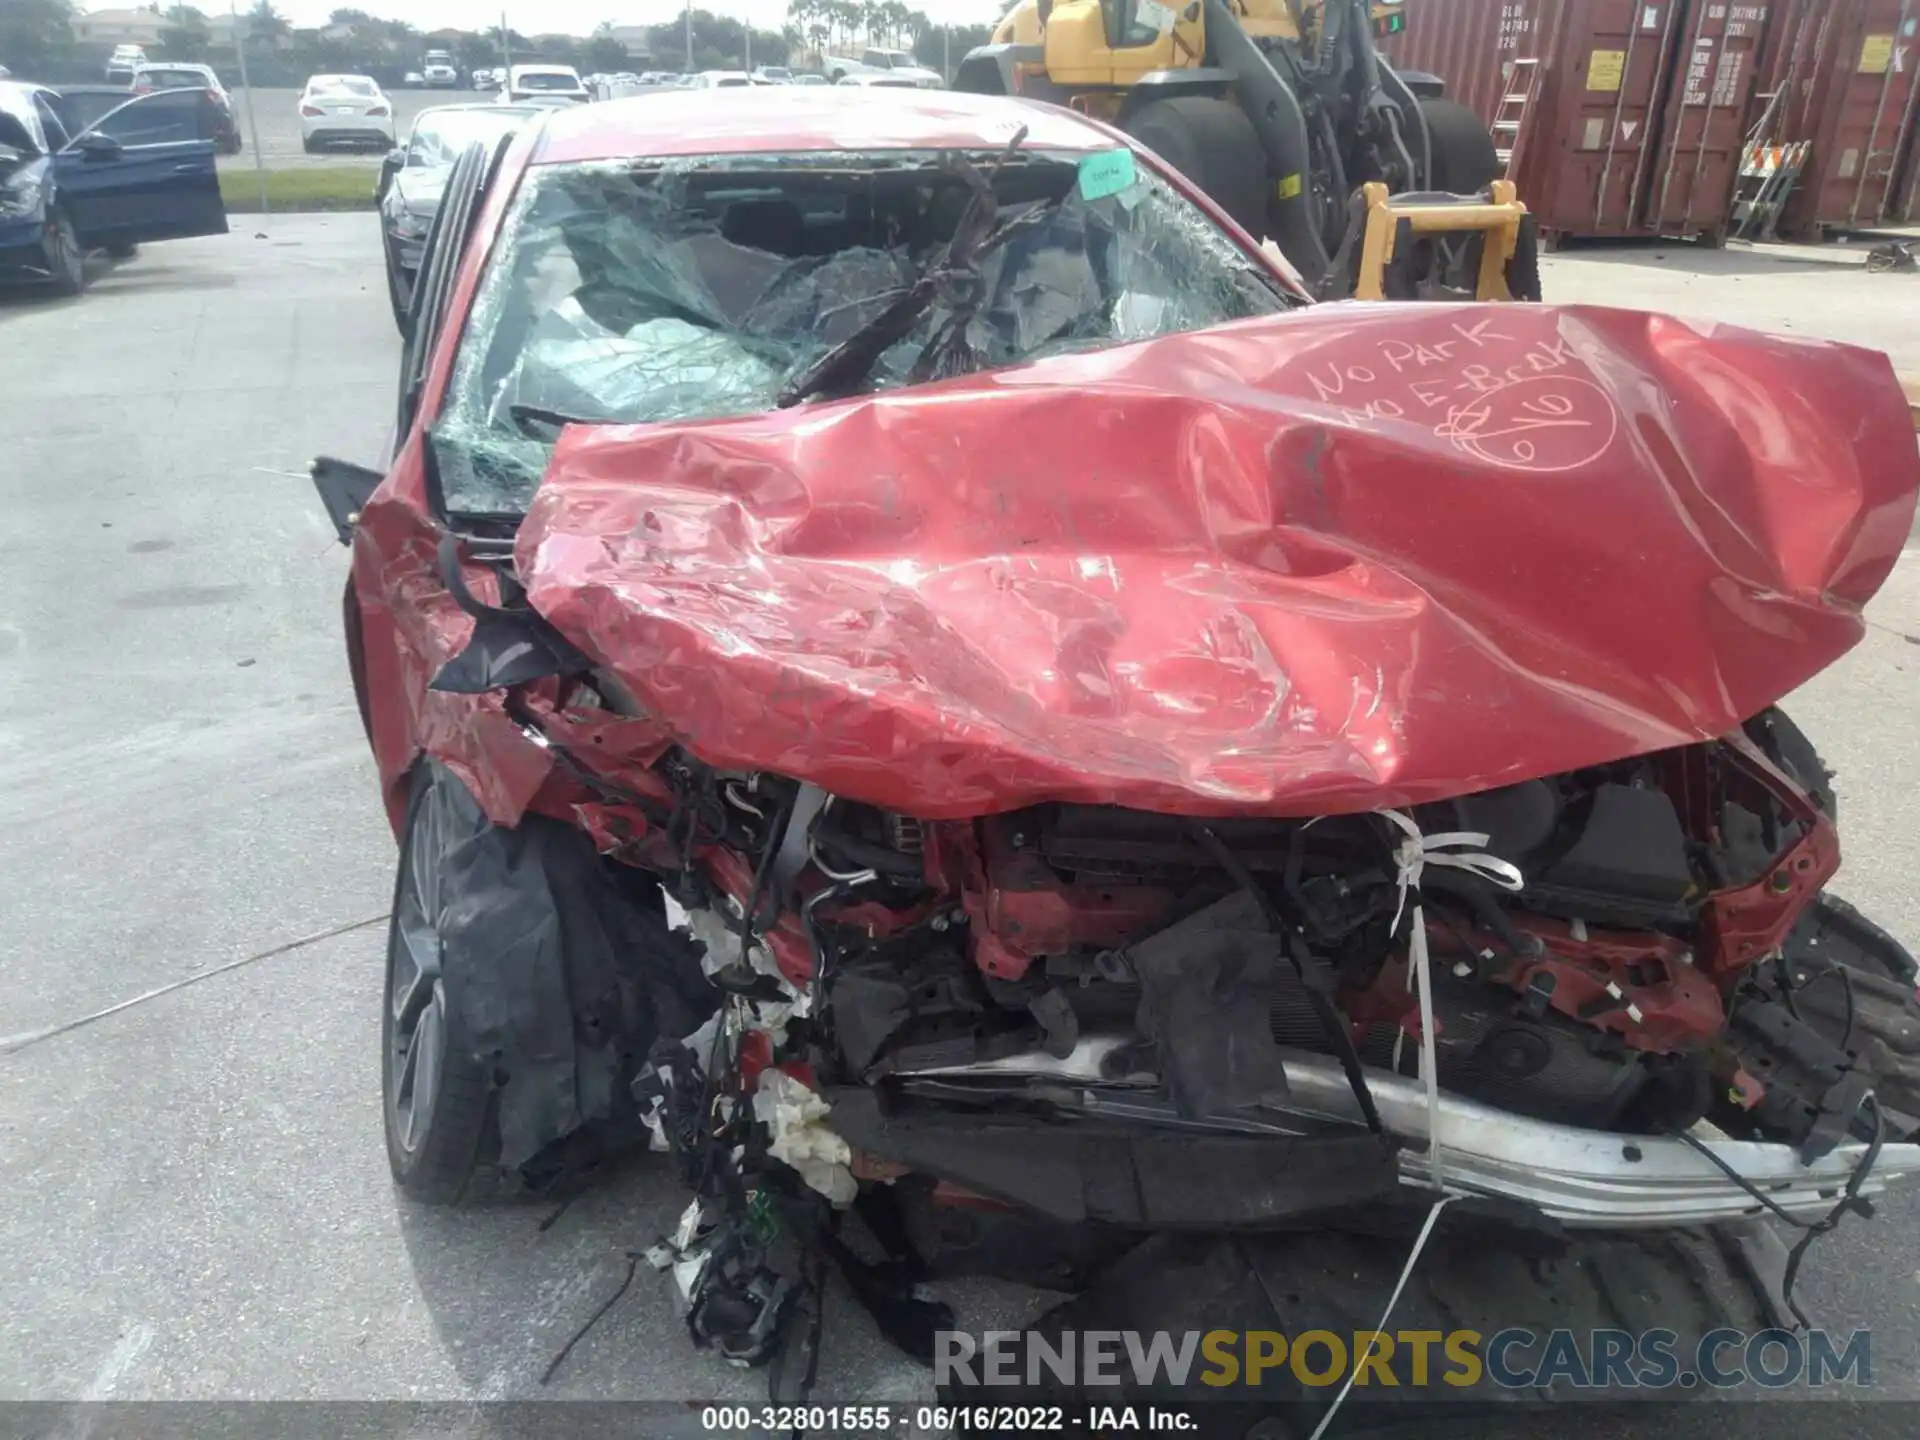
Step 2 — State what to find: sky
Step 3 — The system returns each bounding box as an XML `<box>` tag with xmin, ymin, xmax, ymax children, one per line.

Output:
<box><xmin>257</xmin><ymin>0</ymin><xmax>1009</xmax><ymax>36</ymax></box>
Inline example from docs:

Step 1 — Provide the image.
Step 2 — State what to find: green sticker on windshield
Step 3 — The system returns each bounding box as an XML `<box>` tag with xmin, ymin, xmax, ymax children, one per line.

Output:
<box><xmin>1077</xmin><ymin>148</ymin><xmax>1138</xmax><ymax>202</ymax></box>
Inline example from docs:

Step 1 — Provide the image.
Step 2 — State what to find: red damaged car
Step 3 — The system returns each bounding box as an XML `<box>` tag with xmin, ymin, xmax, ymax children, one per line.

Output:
<box><xmin>316</xmin><ymin>88</ymin><xmax>1920</xmax><ymax>1394</ymax></box>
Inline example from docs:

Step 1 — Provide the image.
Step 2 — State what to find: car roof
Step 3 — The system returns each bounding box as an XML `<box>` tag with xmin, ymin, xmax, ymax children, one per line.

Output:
<box><xmin>533</xmin><ymin>88</ymin><xmax>1122</xmax><ymax>166</ymax></box>
<box><xmin>307</xmin><ymin>73</ymin><xmax>378</xmax><ymax>85</ymax></box>
<box><xmin>512</xmin><ymin>64</ymin><xmax>579</xmax><ymax>75</ymax></box>
<box><xmin>417</xmin><ymin>101</ymin><xmax>541</xmax><ymax>119</ymax></box>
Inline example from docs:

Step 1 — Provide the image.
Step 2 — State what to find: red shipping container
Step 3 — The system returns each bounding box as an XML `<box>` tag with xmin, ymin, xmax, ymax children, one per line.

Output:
<box><xmin>1895</xmin><ymin>109</ymin><xmax>1920</xmax><ymax>221</ymax></box>
<box><xmin>1375</xmin><ymin>0</ymin><xmax>1555</xmax><ymax>129</ymax></box>
<box><xmin>1383</xmin><ymin>0</ymin><xmax>1768</xmax><ymax>243</ymax></box>
<box><xmin>1756</xmin><ymin>0</ymin><xmax>1920</xmax><ymax>234</ymax></box>
<box><xmin>1641</xmin><ymin>2</ymin><xmax>1775</xmax><ymax>241</ymax></box>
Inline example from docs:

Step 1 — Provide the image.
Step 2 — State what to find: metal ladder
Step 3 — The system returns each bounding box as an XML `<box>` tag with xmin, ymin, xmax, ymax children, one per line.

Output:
<box><xmin>1491</xmin><ymin>57</ymin><xmax>1541</xmax><ymax>179</ymax></box>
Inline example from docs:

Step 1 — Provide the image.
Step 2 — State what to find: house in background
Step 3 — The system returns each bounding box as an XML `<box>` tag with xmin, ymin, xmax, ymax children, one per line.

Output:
<box><xmin>69</xmin><ymin>6</ymin><xmax>169</xmax><ymax>48</ymax></box>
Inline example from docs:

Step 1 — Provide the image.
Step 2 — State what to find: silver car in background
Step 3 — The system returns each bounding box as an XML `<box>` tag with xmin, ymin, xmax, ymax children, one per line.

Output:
<box><xmin>375</xmin><ymin>103</ymin><xmax>539</xmax><ymax>326</ymax></box>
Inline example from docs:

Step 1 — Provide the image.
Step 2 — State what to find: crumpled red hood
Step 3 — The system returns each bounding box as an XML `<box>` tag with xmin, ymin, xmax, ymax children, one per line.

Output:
<box><xmin>515</xmin><ymin>303</ymin><xmax>1918</xmax><ymax>818</ymax></box>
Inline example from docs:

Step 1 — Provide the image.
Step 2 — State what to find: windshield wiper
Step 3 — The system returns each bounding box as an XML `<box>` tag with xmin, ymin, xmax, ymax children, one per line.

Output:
<box><xmin>507</xmin><ymin>402</ymin><xmax>607</xmax><ymax>438</ymax></box>
<box><xmin>775</xmin><ymin>127</ymin><xmax>1029</xmax><ymax>408</ymax></box>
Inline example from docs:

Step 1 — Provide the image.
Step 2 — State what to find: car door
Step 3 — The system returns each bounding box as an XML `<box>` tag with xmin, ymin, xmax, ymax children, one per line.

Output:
<box><xmin>51</xmin><ymin>89</ymin><xmax>227</xmax><ymax>248</ymax></box>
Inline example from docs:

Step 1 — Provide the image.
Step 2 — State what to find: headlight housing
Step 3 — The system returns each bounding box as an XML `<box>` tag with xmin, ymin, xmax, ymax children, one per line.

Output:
<box><xmin>0</xmin><ymin>175</ymin><xmax>44</xmax><ymax>220</ymax></box>
<box><xmin>390</xmin><ymin>205</ymin><xmax>433</xmax><ymax>240</ymax></box>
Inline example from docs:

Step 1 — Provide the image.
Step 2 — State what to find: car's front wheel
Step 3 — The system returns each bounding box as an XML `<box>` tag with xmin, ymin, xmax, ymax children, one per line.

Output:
<box><xmin>383</xmin><ymin>762</ymin><xmax>501</xmax><ymax>1204</ymax></box>
<box><xmin>43</xmin><ymin>207</ymin><xmax>86</xmax><ymax>296</ymax></box>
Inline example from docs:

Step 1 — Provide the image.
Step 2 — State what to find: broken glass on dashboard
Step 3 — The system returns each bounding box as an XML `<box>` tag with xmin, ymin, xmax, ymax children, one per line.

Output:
<box><xmin>432</xmin><ymin>148</ymin><xmax>1298</xmax><ymax>515</ymax></box>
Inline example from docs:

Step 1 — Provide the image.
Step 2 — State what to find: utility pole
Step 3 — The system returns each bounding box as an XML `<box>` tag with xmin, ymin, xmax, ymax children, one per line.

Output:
<box><xmin>683</xmin><ymin>0</ymin><xmax>692</xmax><ymax>73</ymax></box>
<box><xmin>745</xmin><ymin>24</ymin><xmax>752</xmax><ymax>72</ymax></box>
<box><xmin>943</xmin><ymin>24</ymin><xmax>950</xmax><ymax>82</ymax></box>
<box><xmin>500</xmin><ymin>11</ymin><xmax>510</xmax><ymax>79</ymax></box>
<box><xmin>229</xmin><ymin>1</ymin><xmax>267</xmax><ymax>214</ymax></box>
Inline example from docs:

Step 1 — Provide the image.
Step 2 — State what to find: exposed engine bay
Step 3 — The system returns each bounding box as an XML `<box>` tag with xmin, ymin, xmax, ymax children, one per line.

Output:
<box><xmin>490</xmin><ymin>678</ymin><xmax>1920</xmax><ymax>1369</ymax></box>
<box><xmin>579</xmin><ymin>697</ymin><xmax>1901</xmax><ymax>1162</ymax></box>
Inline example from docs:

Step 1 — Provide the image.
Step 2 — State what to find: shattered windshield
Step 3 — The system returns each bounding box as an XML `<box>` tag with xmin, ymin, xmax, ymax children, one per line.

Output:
<box><xmin>432</xmin><ymin>147</ymin><xmax>1297</xmax><ymax>515</ymax></box>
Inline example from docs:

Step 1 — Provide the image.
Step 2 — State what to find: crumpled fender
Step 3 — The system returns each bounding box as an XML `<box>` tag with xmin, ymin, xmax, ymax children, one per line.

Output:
<box><xmin>498</xmin><ymin>302</ymin><xmax>1916</xmax><ymax>818</ymax></box>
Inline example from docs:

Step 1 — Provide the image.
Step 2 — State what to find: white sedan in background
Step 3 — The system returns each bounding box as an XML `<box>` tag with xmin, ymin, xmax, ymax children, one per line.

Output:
<box><xmin>298</xmin><ymin>74</ymin><xmax>395</xmax><ymax>152</ymax></box>
<box><xmin>498</xmin><ymin>64</ymin><xmax>589</xmax><ymax>104</ymax></box>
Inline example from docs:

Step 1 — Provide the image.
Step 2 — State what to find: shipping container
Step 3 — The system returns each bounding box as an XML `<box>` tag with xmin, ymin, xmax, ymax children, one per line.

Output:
<box><xmin>1640</xmin><ymin>1</ymin><xmax>1775</xmax><ymax>240</ymax></box>
<box><xmin>1895</xmin><ymin>102</ymin><xmax>1920</xmax><ymax>221</ymax></box>
<box><xmin>1375</xmin><ymin>0</ymin><xmax>1555</xmax><ymax>132</ymax></box>
<box><xmin>1381</xmin><ymin>0</ymin><xmax>1768</xmax><ymax>244</ymax></box>
<box><xmin>1752</xmin><ymin>0</ymin><xmax>1920</xmax><ymax>235</ymax></box>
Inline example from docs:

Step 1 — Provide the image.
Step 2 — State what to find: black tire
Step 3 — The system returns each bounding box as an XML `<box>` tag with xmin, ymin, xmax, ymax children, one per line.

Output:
<box><xmin>383</xmin><ymin>762</ymin><xmax>500</xmax><ymax>1204</ymax></box>
<box><xmin>1418</xmin><ymin>96</ymin><xmax>1500</xmax><ymax>195</ymax></box>
<box><xmin>43</xmin><ymin>206</ymin><xmax>86</xmax><ymax>296</ymax></box>
<box><xmin>105</xmin><ymin>241</ymin><xmax>138</xmax><ymax>260</ymax></box>
<box><xmin>1124</xmin><ymin>95</ymin><xmax>1268</xmax><ymax>240</ymax></box>
<box><xmin>302</xmin><ymin>137</ymin><xmax>318</xmax><ymax>154</ymax></box>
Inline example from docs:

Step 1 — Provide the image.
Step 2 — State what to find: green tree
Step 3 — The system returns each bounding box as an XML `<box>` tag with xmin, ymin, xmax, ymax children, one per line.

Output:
<box><xmin>583</xmin><ymin>31</ymin><xmax>629</xmax><ymax>73</ymax></box>
<box><xmin>159</xmin><ymin>5</ymin><xmax>212</xmax><ymax>61</ymax></box>
<box><xmin>452</xmin><ymin>32</ymin><xmax>501</xmax><ymax>71</ymax></box>
<box><xmin>0</xmin><ymin>0</ymin><xmax>77</xmax><ymax>72</ymax></box>
<box><xmin>247</xmin><ymin>0</ymin><xmax>290</xmax><ymax>37</ymax></box>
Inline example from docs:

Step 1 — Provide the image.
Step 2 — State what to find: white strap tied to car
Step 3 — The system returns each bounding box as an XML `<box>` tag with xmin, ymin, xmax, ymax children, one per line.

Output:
<box><xmin>1378</xmin><ymin>809</ymin><xmax>1524</xmax><ymax>1190</ymax></box>
<box><xmin>1306</xmin><ymin>812</ymin><xmax>1523</xmax><ymax>1440</ymax></box>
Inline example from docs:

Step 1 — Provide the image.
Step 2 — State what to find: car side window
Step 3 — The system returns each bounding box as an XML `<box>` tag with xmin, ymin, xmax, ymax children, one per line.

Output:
<box><xmin>32</xmin><ymin>94</ymin><xmax>70</xmax><ymax>149</ymax></box>
<box><xmin>88</xmin><ymin>90</ymin><xmax>203</xmax><ymax>147</ymax></box>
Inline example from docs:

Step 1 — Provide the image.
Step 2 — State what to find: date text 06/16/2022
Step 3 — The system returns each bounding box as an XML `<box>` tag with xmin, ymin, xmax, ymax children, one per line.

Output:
<box><xmin>699</xmin><ymin>1404</ymin><xmax>1198</xmax><ymax>1432</ymax></box>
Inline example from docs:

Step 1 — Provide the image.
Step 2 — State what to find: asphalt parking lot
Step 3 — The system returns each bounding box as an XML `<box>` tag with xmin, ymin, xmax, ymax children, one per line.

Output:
<box><xmin>2</xmin><ymin>220</ymin><xmax>1919</xmax><ymax>1433</ymax></box>
<box><xmin>224</xmin><ymin>86</ymin><xmax>469</xmax><ymax>167</ymax></box>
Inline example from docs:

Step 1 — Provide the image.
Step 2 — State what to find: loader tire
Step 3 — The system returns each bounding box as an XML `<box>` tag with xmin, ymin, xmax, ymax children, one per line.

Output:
<box><xmin>1418</xmin><ymin>96</ymin><xmax>1500</xmax><ymax>196</ymax></box>
<box><xmin>1124</xmin><ymin>96</ymin><xmax>1268</xmax><ymax>240</ymax></box>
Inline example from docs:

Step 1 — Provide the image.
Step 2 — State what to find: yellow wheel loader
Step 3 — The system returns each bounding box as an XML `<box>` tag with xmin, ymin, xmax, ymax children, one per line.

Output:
<box><xmin>956</xmin><ymin>0</ymin><xmax>1542</xmax><ymax>302</ymax></box>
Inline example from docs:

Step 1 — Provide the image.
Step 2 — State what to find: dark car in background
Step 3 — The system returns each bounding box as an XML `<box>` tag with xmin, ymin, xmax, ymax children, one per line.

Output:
<box><xmin>376</xmin><ymin>102</ymin><xmax>539</xmax><ymax>326</ymax></box>
<box><xmin>130</xmin><ymin>62</ymin><xmax>243</xmax><ymax>154</ymax></box>
<box><xmin>0</xmin><ymin>80</ymin><xmax>228</xmax><ymax>295</ymax></box>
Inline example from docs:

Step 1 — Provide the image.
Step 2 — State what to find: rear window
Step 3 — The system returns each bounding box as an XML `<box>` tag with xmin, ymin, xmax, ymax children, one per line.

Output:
<box><xmin>431</xmin><ymin>146</ymin><xmax>1296</xmax><ymax>515</ymax></box>
<box><xmin>311</xmin><ymin>76</ymin><xmax>377</xmax><ymax>97</ymax></box>
<box><xmin>515</xmin><ymin>71</ymin><xmax>581</xmax><ymax>91</ymax></box>
<box><xmin>139</xmin><ymin>70</ymin><xmax>207</xmax><ymax>88</ymax></box>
